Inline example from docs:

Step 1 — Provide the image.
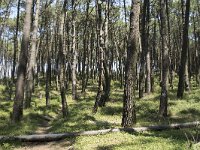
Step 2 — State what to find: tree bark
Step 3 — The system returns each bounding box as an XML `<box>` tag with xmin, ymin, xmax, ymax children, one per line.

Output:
<box><xmin>25</xmin><ymin>0</ymin><xmax>40</xmax><ymax>108</ymax></box>
<box><xmin>122</xmin><ymin>0</ymin><xmax>140</xmax><ymax>127</ymax></box>
<box><xmin>1</xmin><ymin>121</ymin><xmax>199</xmax><ymax>142</ymax></box>
<box><xmin>12</xmin><ymin>0</ymin><xmax>33</xmax><ymax>122</ymax></box>
<box><xmin>58</xmin><ymin>0</ymin><xmax>68</xmax><ymax>118</ymax></box>
<box><xmin>12</xmin><ymin>0</ymin><xmax>21</xmax><ymax>82</ymax></box>
<box><xmin>99</xmin><ymin>0</ymin><xmax>111</xmax><ymax>107</ymax></box>
<box><xmin>177</xmin><ymin>0</ymin><xmax>191</xmax><ymax>98</ymax></box>
<box><xmin>139</xmin><ymin>0</ymin><xmax>148</xmax><ymax>98</ymax></box>
<box><xmin>159</xmin><ymin>0</ymin><xmax>169</xmax><ymax>117</ymax></box>
<box><xmin>81</xmin><ymin>0</ymin><xmax>90</xmax><ymax>93</ymax></box>
<box><xmin>71</xmin><ymin>0</ymin><xmax>78</xmax><ymax>100</ymax></box>
<box><xmin>93</xmin><ymin>0</ymin><xmax>104</xmax><ymax>113</ymax></box>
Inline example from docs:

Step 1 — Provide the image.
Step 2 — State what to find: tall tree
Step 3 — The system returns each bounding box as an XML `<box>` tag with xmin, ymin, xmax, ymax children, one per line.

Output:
<box><xmin>71</xmin><ymin>0</ymin><xmax>78</xmax><ymax>100</ymax></box>
<box><xmin>93</xmin><ymin>0</ymin><xmax>104</xmax><ymax>113</ymax></box>
<box><xmin>58</xmin><ymin>0</ymin><xmax>68</xmax><ymax>117</ymax></box>
<box><xmin>159</xmin><ymin>0</ymin><xmax>169</xmax><ymax>117</ymax></box>
<box><xmin>139</xmin><ymin>0</ymin><xmax>150</xmax><ymax>98</ymax></box>
<box><xmin>99</xmin><ymin>0</ymin><xmax>111</xmax><ymax>107</ymax></box>
<box><xmin>81</xmin><ymin>0</ymin><xmax>90</xmax><ymax>93</ymax></box>
<box><xmin>177</xmin><ymin>0</ymin><xmax>191</xmax><ymax>98</ymax></box>
<box><xmin>122</xmin><ymin>0</ymin><xmax>140</xmax><ymax>127</ymax></box>
<box><xmin>25</xmin><ymin>0</ymin><xmax>40</xmax><ymax>108</ymax></box>
<box><xmin>12</xmin><ymin>0</ymin><xmax>33</xmax><ymax>122</ymax></box>
<box><xmin>12</xmin><ymin>0</ymin><xmax>21</xmax><ymax>82</ymax></box>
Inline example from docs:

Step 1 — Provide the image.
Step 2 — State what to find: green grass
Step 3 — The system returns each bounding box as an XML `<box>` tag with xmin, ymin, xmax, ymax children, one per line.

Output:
<box><xmin>0</xmin><ymin>78</ymin><xmax>199</xmax><ymax>149</ymax></box>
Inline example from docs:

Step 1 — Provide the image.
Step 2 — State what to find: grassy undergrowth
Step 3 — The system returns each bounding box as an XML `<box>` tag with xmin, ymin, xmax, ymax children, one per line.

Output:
<box><xmin>0</xmin><ymin>77</ymin><xmax>199</xmax><ymax>149</ymax></box>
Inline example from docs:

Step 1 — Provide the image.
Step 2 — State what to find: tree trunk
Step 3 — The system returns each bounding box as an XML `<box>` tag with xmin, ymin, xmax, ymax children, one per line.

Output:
<box><xmin>25</xmin><ymin>0</ymin><xmax>40</xmax><ymax>108</ymax></box>
<box><xmin>122</xmin><ymin>0</ymin><xmax>140</xmax><ymax>127</ymax></box>
<box><xmin>159</xmin><ymin>0</ymin><xmax>169</xmax><ymax>117</ymax></box>
<box><xmin>151</xmin><ymin>19</ymin><xmax>157</xmax><ymax>93</ymax></box>
<box><xmin>145</xmin><ymin>0</ymin><xmax>151</xmax><ymax>94</ymax></box>
<box><xmin>12</xmin><ymin>0</ymin><xmax>33</xmax><ymax>122</ymax></box>
<box><xmin>71</xmin><ymin>0</ymin><xmax>78</xmax><ymax>100</ymax></box>
<box><xmin>1</xmin><ymin>121</ymin><xmax>199</xmax><ymax>142</ymax></box>
<box><xmin>81</xmin><ymin>0</ymin><xmax>90</xmax><ymax>93</ymax></box>
<box><xmin>93</xmin><ymin>0</ymin><xmax>104</xmax><ymax>113</ymax></box>
<box><xmin>12</xmin><ymin>0</ymin><xmax>21</xmax><ymax>82</ymax></box>
<box><xmin>166</xmin><ymin>0</ymin><xmax>174</xmax><ymax>90</ymax></box>
<box><xmin>177</xmin><ymin>0</ymin><xmax>191</xmax><ymax>98</ymax></box>
<box><xmin>139</xmin><ymin>0</ymin><xmax>150</xmax><ymax>98</ymax></box>
<box><xmin>98</xmin><ymin>0</ymin><xmax>111</xmax><ymax>107</ymax></box>
<box><xmin>58</xmin><ymin>0</ymin><xmax>68</xmax><ymax>118</ymax></box>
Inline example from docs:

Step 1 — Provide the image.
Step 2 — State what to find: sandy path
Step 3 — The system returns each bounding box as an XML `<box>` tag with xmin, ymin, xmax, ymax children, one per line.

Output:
<box><xmin>14</xmin><ymin>116</ymin><xmax>75</xmax><ymax>150</ymax></box>
<box><xmin>14</xmin><ymin>140</ymin><xmax>74</xmax><ymax>150</ymax></box>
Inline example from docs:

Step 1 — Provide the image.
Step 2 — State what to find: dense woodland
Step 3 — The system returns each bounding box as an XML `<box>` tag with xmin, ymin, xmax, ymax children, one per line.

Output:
<box><xmin>0</xmin><ymin>0</ymin><xmax>200</xmax><ymax>149</ymax></box>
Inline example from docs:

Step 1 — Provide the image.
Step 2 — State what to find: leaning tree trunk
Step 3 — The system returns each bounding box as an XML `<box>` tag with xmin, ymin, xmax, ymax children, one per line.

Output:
<box><xmin>122</xmin><ymin>0</ymin><xmax>140</xmax><ymax>127</ymax></box>
<box><xmin>177</xmin><ymin>0</ymin><xmax>190</xmax><ymax>98</ymax></box>
<box><xmin>159</xmin><ymin>0</ymin><xmax>169</xmax><ymax>117</ymax></box>
<box><xmin>12</xmin><ymin>0</ymin><xmax>33</xmax><ymax>122</ymax></box>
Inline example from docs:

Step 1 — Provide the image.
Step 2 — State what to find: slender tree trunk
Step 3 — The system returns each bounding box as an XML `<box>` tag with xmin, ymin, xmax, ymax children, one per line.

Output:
<box><xmin>12</xmin><ymin>0</ymin><xmax>21</xmax><ymax>82</ymax></box>
<box><xmin>166</xmin><ymin>0</ymin><xmax>174</xmax><ymax>90</ymax></box>
<box><xmin>45</xmin><ymin>2</ymin><xmax>53</xmax><ymax>107</ymax></box>
<box><xmin>71</xmin><ymin>0</ymin><xmax>78</xmax><ymax>100</ymax></box>
<box><xmin>93</xmin><ymin>0</ymin><xmax>104</xmax><ymax>113</ymax></box>
<box><xmin>25</xmin><ymin>0</ymin><xmax>40</xmax><ymax>108</ymax></box>
<box><xmin>159</xmin><ymin>0</ymin><xmax>169</xmax><ymax>117</ymax></box>
<box><xmin>45</xmin><ymin>23</ymin><xmax>53</xmax><ymax>107</ymax></box>
<box><xmin>99</xmin><ymin>0</ymin><xmax>111</xmax><ymax>107</ymax></box>
<box><xmin>122</xmin><ymin>0</ymin><xmax>140</xmax><ymax>127</ymax></box>
<box><xmin>139</xmin><ymin>0</ymin><xmax>150</xmax><ymax>98</ymax></box>
<box><xmin>145</xmin><ymin>0</ymin><xmax>151</xmax><ymax>94</ymax></box>
<box><xmin>81</xmin><ymin>0</ymin><xmax>90</xmax><ymax>93</ymax></box>
<box><xmin>151</xmin><ymin>19</ymin><xmax>157</xmax><ymax>93</ymax></box>
<box><xmin>12</xmin><ymin>0</ymin><xmax>33</xmax><ymax>122</ymax></box>
<box><xmin>58</xmin><ymin>0</ymin><xmax>68</xmax><ymax>118</ymax></box>
<box><xmin>196</xmin><ymin>32</ymin><xmax>200</xmax><ymax>86</ymax></box>
<box><xmin>177</xmin><ymin>0</ymin><xmax>191</xmax><ymax>98</ymax></box>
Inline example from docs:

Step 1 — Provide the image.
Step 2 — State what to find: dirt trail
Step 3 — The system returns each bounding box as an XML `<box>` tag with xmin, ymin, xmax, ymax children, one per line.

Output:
<box><xmin>34</xmin><ymin>118</ymin><xmax>51</xmax><ymax>134</ymax></box>
<box><xmin>14</xmin><ymin>116</ymin><xmax>75</xmax><ymax>150</ymax></box>
<box><xmin>14</xmin><ymin>140</ymin><xmax>74</xmax><ymax>150</ymax></box>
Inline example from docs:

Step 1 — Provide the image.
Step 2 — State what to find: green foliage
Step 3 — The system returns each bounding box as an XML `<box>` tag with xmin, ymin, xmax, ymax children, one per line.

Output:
<box><xmin>0</xmin><ymin>78</ymin><xmax>199</xmax><ymax>149</ymax></box>
<box><xmin>1</xmin><ymin>142</ymin><xmax>15</xmax><ymax>150</ymax></box>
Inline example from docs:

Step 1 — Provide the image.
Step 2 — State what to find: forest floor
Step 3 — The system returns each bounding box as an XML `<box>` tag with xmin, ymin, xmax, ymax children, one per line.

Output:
<box><xmin>0</xmin><ymin>77</ymin><xmax>200</xmax><ymax>150</ymax></box>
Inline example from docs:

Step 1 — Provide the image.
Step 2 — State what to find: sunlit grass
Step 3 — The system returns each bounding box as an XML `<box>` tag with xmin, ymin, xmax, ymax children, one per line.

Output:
<box><xmin>0</xmin><ymin>77</ymin><xmax>199</xmax><ymax>149</ymax></box>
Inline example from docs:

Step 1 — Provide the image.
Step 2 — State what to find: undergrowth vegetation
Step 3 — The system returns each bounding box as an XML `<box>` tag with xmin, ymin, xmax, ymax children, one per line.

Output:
<box><xmin>0</xmin><ymin>77</ymin><xmax>199</xmax><ymax>149</ymax></box>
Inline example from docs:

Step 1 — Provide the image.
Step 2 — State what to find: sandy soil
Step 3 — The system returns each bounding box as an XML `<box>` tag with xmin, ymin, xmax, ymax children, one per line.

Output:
<box><xmin>14</xmin><ymin>116</ymin><xmax>75</xmax><ymax>150</ymax></box>
<box><xmin>14</xmin><ymin>140</ymin><xmax>74</xmax><ymax>150</ymax></box>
